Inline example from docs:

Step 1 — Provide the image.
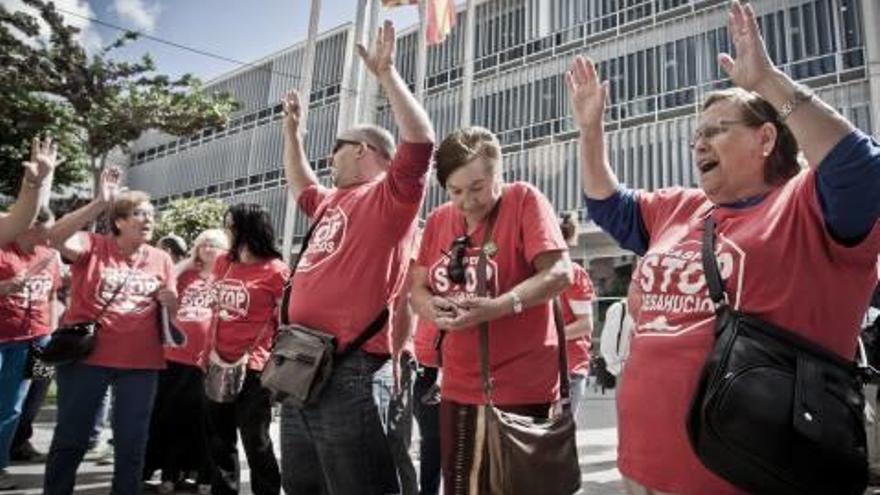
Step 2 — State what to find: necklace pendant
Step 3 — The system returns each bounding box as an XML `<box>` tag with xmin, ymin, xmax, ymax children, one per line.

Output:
<box><xmin>482</xmin><ymin>241</ymin><xmax>498</xmax><ymax>258</ymax></box>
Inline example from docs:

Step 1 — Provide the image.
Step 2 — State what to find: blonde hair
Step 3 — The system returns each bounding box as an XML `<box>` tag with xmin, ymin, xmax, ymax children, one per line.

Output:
<box><xmin>191</xmin><ymin>228</ymin><xmax>230</xmax><ymax>264</ymax></box>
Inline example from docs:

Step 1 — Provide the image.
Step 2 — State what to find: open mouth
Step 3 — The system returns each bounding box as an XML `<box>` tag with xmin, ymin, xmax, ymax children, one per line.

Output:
<box><xmin>697</xmin><ymin>158</ymin><xmax>720</xmax><ymax>174</ymax></box>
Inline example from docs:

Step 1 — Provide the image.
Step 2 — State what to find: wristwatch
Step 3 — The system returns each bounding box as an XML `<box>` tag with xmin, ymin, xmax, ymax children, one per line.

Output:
<box><xmin>509</xmin><ymin>290</ymin><xmax>523</xmax><ymax>314</ymax></box>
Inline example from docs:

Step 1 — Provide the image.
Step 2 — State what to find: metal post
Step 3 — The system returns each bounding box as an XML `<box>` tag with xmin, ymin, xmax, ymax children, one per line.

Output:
<box><xmin>460</xmin><ymin>0</ymin><xmax>476</xmax><ymax>126</ymax></box>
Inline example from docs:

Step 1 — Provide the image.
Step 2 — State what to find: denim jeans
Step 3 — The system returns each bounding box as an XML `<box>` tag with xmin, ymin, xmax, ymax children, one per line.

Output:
<box><xmin>11</xmin><ymin>336</ymin><xmax>51</xmax><ymax>453</ymax></box>
<box><xmin>280</xmin><ymin>351</ymin><xmax>399</xmax><ymax>495</ymax></box>
<box><xmin>569</xmin><ymin>373</ymin><xmax>588</xmax><ymax>419</ymax></box>
<box><xmin>0</xmin><ymin>340</ymin><xmax>31</xmax><ymax>469</ymax></box>
<box><xmin>44</xmin><ymin>363</ymin><xmax>157</xmax><ymax>495</ymax></box>
<box><xmin>411</xmin><ymin>367</ymin><xmax>441</xmax><ymax>495</ymax></box>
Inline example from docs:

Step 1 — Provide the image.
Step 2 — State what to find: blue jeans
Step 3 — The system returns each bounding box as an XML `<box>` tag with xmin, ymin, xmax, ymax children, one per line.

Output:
<box><xmin>569</xmin><ymin>373</ymin><xmax>588</xmax><ymax>419</ymax></box>
<box><xmin>373</xmin><ymin>354</ymin><xmax>418</xmax><ymax>495</ymax></box>
<box><xmin>280</xmin><ymin>351</ymin><xmax>399</xmax><ymax>495</ymax></box>
<box><xmin>0</xmin><ymin>340</ymin><xmax>31</xmax><ymax>469</ymax></box>
<box><xmin>44</xmin><ymin>363</ymin><xmax>157</xmax><ymax>495</ymax></box>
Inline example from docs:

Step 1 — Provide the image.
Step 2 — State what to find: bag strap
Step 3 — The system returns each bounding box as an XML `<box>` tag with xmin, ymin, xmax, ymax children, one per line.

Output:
<box><xmin>701</xmin><ymin>216</ymin><xmax>727</xmax><ymax>309</ymax></box>
<box><xmin>278</xmin><ymin>208</ymin><xmax>389</xmax><ymax>358</ymax></box>
<box><xmin>280</xmin><ymin>210</ymin><xmax>325</xmax><ymax>326</ymax></box>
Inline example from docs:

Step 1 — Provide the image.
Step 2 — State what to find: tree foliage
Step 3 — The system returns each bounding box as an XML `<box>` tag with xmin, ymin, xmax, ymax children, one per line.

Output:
<box><xmin>153</xmin><ymin>197</ymin><xmax>228</xmax><ymax>249</ymax></box>
<box><xmin>0</xmin><ymin>0</ymin><xmax>238</xmax><ymax>195</ymax></box>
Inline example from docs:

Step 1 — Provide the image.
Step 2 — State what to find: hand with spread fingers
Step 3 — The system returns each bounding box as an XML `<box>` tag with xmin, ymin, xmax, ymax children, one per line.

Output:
<box><xmin>565</xmin><ymin>55</ymin><xmax>608</xmax><ymax>134</ymax></box>
<box><xmin>717</xmin><ymin>0</ymin><xmax>776</xmax><ymax>92</ymax></box>
<box><xmin>357</xmin><ymin>20</ymin><xmax>396</xmax><ymax>77</ymax></box>
<box><xmin>22</xmin><ymin>135</ymin><xmax>62</xmax><ymax>187</ymax></box>
<box><xmin>98</xmin><ymin>167</ymin><xmax>123</xmax><ymax>204</ymax></box>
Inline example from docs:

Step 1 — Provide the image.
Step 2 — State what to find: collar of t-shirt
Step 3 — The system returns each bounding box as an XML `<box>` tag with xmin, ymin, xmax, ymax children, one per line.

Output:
<box><xmin>718</xmin><ymin>192</ymin><xmax>770</xmax><ymax>209</ymax></box>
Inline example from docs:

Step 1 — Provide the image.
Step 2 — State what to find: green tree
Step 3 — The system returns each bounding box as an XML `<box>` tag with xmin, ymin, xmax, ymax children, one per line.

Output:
<box><xmin>153</xmin><ymin>197</ymin><xmax>227</xmax><ymax>249</ymax></box>
<box><xmin>0</xmin><ymin>0</ymin><xmax>238</xmax><ymax>194</ymax></box>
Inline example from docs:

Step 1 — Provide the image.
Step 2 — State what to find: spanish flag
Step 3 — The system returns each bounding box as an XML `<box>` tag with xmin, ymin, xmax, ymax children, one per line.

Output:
<box><xmin>381</xmin><ymin>0</ymin><xmax>456</xmax><ymax>46</ymax></box>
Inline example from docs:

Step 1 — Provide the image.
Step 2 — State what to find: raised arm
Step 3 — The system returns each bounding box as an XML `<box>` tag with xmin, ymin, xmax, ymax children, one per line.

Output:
<box><xmin>281</xmin><ymin>89</ymin><xmax>320</xmax><ymax>200</ymax></box>
<box><xmin>357</xmin><ymin>21</ymin><xmax>434</xmax><ymax>144</ymax></box>
<box><xmin>720</xmin><ymin>0</ymin><xmax>852</xmax><ymax>167</ymax></box>
<box><xmin>48</xmin><ymin>167</ymin><xmax>121</xmax><ymax>261</ymax></box>
<box><xmin>566</xmin><ymin>56</ymin><xmax>619</xmax><ymax>200</ymax></box>
<box><xmin>0</xmin><ymin>137</ymin><xmax>59</xmax><ymax>247</ymax></box>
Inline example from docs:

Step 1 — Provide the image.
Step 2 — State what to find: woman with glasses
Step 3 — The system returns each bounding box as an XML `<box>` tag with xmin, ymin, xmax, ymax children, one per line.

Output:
<box><xmin>205</xmin><ymin>204</ymin><xmax>288</xmax><ymax>495</ymax></box>
<box><xmin>409</xmin><ymin>126</ymin><xmax>573</xmax><ymax>493</ymax></box>
<box><xmin>568</xmin><ymin>1</ymin><xmax>880</xmax><ymax>493</ymax></box>
<box><xmin>143</xmin><ymin>229</ymin><xmax>229</xmax><ymax>494</ymax></box>
<box><xmin>43</xmin><ymin>168</ymin><xmax>178</xmax><ymax>495</ymax></box>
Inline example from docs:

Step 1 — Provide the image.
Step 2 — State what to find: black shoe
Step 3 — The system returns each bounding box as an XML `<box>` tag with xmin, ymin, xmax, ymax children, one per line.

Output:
<box><xmin>10</xmin><ymin>441</ymin><xmax>47</xmax><ymax>463</ymax></box>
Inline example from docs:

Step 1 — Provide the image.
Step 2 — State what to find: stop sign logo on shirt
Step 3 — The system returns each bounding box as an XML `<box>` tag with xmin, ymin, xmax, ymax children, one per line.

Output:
<box><xmin>213</xmin><ymin>279</ymin><xmax>250</xmax><ymax>321</ymax></box>
<box><xmin>298</xmin><ymin>207</ymin><xmax>347</xmax><ymax>273</ymax></box>
<box><xmin>177</xmin><ymin>279</ymin><xmax>214</xmax><ymax>322</ymax></box>
<box><xmin>428</xmin><ymin>247</ymin><xmax>498</xmax><ymax>303</ymax></box>
<box><xmin>635</xmin><ymin>236</ymin><xmax>744</xmax><ymax>338</ymax></box>
<box><xmin>9</xmin><ymin>275</ymin><xmax>54</xmax><ymax>308</ymax></box>
<box><xmin>97</xmin><ymin>267</ymin><xmax>162</xmax><ymax>314</ymax></box>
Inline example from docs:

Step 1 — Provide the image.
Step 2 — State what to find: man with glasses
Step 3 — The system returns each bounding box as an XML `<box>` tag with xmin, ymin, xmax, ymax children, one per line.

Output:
<box><xmin>279</xmin><ymin>20</ymin><xmax>434</xmax><ymax>495</ymax></box>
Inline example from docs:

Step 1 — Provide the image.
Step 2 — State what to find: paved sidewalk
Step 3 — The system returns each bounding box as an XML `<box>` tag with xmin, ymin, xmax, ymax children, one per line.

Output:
<box><xmin>5</xmin><ymin>389</ymin><xmax>624</xmax><ymax>494</ymax></box>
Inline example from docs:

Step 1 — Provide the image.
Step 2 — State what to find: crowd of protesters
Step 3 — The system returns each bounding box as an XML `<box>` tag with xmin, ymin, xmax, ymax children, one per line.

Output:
<box><xmin>1</xmin><ymin>1</ymin><xmax>879</xmax><ymax>494</ymax></box>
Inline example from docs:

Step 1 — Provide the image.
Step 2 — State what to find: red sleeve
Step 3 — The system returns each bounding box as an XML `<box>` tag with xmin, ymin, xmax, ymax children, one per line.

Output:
<box><xmin>297</xmin><ymin>184</ymin><xmax>332</xmax><ymax>218</ymax></box>
<box><xmin>519</xmin><ymin>184</ymin><xmax>568</xmax><ymax>265</ymax></box>
<box><xmin>269</xmin><ymin>259</ymin><xmax>290</xmax><ymax>298</ymax></box>
<box><xmin>386</xmin><ymin>142</ymin><xmax>434</xmax><ymax>204</ymax></box>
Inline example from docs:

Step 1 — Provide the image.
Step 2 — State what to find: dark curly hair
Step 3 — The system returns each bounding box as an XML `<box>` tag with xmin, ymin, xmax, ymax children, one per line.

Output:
<box><xmin>224</xmin><ymin>203</ymin><xmax>282</xmax><ymax>262</ymax></box>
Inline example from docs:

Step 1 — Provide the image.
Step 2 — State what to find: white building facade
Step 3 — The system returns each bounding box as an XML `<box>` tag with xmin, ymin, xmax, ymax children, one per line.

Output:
<box><xmin>127</xmin><ymin>0</ymin><xmax>879</xmax><ymax>262</ymax></box>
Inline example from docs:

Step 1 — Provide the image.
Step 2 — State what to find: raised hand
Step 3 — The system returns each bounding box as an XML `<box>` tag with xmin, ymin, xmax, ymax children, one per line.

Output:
<box><xmin>718</xmin><ymin>0</ymin><xmax>775</xmax><ymax>92</ymax></box>
<box><xmin>356</xmin><ymin>20</ymin><xmax>396</xmax><ymax>77</ymax></box>
<box><xmin>565</xmin><ymin>56</ymin><xmax>608</xmax><ymax>134</ymax></box>
<box><xmin>98</xmin><ymin>166</ymin><xmax>123</xmax><ymax>204</ymax></box>
<box><xmin>22</xmin><ymin>135</ymin><xmax>62</xmax><ymax>186</ymax></box>
<box><xmin>281</xmin><ymin>89</ymin><xmax>303</xmax><ymax>135</ymax></box>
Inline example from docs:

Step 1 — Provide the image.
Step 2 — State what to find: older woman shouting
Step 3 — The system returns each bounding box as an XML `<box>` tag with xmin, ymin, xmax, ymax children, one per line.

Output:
<box><xmin>568</xmin><ymin>1</ymin><xmax>880</xmax><ymax>494</ymax></box>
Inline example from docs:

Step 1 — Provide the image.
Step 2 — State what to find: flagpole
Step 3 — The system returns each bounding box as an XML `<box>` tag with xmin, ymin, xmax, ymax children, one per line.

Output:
<box><xmin>282</xmin><ymin>0</ymin><xmax>322</xmax><ymax>262</ymax></box>
<box><xmin>415</xmin><ymin>0</ymin><xmax>428</xmax><ymax>104</ymax></box>
<box><xmin>460</xmin><ymin>0</ymin><xmax>475</xmax><ymax>126</ymax></box>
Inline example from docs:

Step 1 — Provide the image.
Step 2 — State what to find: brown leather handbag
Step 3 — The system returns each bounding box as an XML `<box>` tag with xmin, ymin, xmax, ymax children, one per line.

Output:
<box><xmin>474</xmin><ymin>209</ymin><xmax>581</xmax><ymax>495</ymax></box>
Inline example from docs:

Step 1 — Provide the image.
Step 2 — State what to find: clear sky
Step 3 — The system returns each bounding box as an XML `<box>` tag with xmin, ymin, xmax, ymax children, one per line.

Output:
<box><xmin>3</xmin><ymin>0</ymin><xmax>421</xmax><ymax>82</ymax></box>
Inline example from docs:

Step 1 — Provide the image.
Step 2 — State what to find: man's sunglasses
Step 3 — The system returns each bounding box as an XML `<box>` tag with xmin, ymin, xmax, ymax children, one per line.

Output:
<box><xmin>332</xmin><ymin>139</ymin><xmax>379</xmax><ymax>155</ymax></box>
<box><xmin>444</xmin><ymin>235</ymin><xmax>470</xmax><ymax>285</ymax></box>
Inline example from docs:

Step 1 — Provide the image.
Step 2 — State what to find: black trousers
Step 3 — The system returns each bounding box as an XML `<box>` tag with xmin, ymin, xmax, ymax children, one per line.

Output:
<box><xmin>412</xmin><ymin>367</ymin><xmax>441</xmax><ymax>495</ymax></box>
<box><xmin>143</xmin><ymin>361</ymin><xmax>212</xmax><ymax>484</ymax></box>
<box><xmin>207</xmin><ymin>370</ymin><xmax>280</xmax><ymax>495</ymax></box>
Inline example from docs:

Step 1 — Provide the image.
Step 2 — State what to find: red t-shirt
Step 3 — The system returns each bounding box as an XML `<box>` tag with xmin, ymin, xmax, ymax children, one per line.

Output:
<box><xmin>562</xmin><ymin>263</ymin><xmax>595</xmax><ymax>375</ymax></box>
<box><xmin>287</xmin><ymin>142</ymin><xmax>433</xmax><ymax>355</ymax></box>
<box><xmin>416</xmin><ymin>182</ymin><xmax>568</xmax><ymax>405</ymax></box>
<box><xmin>63</xmin><ymin>234</ymin><xmax>174</xmax><ymax>370</ymax></box>
<box><xmin>618</xmin><ymin>170</ymin><xmax>880</xmax><ymax>494</ymax></box>
<box><xmin>165</xmin><ymin>268</ymin><xmax>213</xmax><ymax>367</ymax></box>
<box><xmin>0</xmin><ymin>244</ymin><xmax>61</xmax><ymax>342</ymax></box>
<box><xmin>212</xmin><ymin>256</ymin><xmax>288</xmax><ymax>371</ymax></box>
<box><xmin>413</xmin><ymin>317</ymin><xmax>439</xmax><ymax>367</ymax></box>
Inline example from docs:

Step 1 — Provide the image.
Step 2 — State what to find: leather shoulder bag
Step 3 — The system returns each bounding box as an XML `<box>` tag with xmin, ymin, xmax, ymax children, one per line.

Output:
<box><xmin>40</xmin><ymin>251</ymin><xmax>142</xmax><ymax>365</ymax></box>
<box><xmin>686</xmin><ymin>216</ymin><xmax>867</xmax><ymax>495</ymax></box>
<box><xmin>474</xmin><ymin>202</ymin><xmax>581</xmax><ymax>495</ymax></box>
<box><xmin>260</xmin><ymin>211</ymin><xmax>389</xmax><ymax>406</ymax></box>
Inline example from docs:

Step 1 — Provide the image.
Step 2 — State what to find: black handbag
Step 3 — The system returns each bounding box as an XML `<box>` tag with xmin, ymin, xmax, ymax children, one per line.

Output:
<box><xmin>40</xmin><ymin>252</ymin><xmax>141</xmax><ymax>366</ymax></box>
<box><xmin>687</xmin><ymin>216</ymin><xmax>868</xmax><ymax>495</ymax></box>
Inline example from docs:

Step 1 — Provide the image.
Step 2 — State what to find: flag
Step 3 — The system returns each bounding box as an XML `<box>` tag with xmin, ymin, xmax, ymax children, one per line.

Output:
<box><xmin>381</xmin><ymin>0</ymin><xmax>456</xmax><ymax>46</ymax></box>
<box><xmin>425</xmin><ymin>0</ymin><xmax>455</xmax><ymax>45</ymax></box>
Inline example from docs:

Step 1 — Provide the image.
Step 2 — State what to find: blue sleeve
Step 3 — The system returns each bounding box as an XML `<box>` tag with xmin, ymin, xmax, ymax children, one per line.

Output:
<box><xmin>583</xmin><ymin>186</ymin><xmax>649</xmax><ymax>256</ymax></box>
<box><xmin>816</xmin><ymin>130</ymin><xmax>880</xmax><ymax>244</ymax></box>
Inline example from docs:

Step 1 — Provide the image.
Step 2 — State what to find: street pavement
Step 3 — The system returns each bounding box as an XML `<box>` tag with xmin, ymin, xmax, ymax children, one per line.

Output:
<box><xmin>5</xmin><ymin>388</ymin><xmax>623</xmax><ymax>494</ymax></box>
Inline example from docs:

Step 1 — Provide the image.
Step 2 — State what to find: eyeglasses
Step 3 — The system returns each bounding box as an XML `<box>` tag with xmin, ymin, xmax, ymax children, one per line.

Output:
<box><xmin>129</xmin><ymin>208</ymin><xmax>156</xmax><ymax>220</ymax></box>
<box><xmin>689</xmin><ymin>120</ymin><xmax>748</xmax><ymax>149</ymax></box>
<box><xmin>332</xmin><ymin>139</ymin><xmax>379</xmax><ymax>155</ymax></box>
<box><xmin>444</xmin><ymin>235</ymin><xmax>470</xmax><ymax>285</ymax></box>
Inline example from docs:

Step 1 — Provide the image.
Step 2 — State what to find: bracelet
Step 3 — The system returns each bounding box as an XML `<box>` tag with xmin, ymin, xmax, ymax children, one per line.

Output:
<box><xmin>777</xmin><ymin>86</ymin><xmax>814</xmax><ymax>122</ymax></box>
